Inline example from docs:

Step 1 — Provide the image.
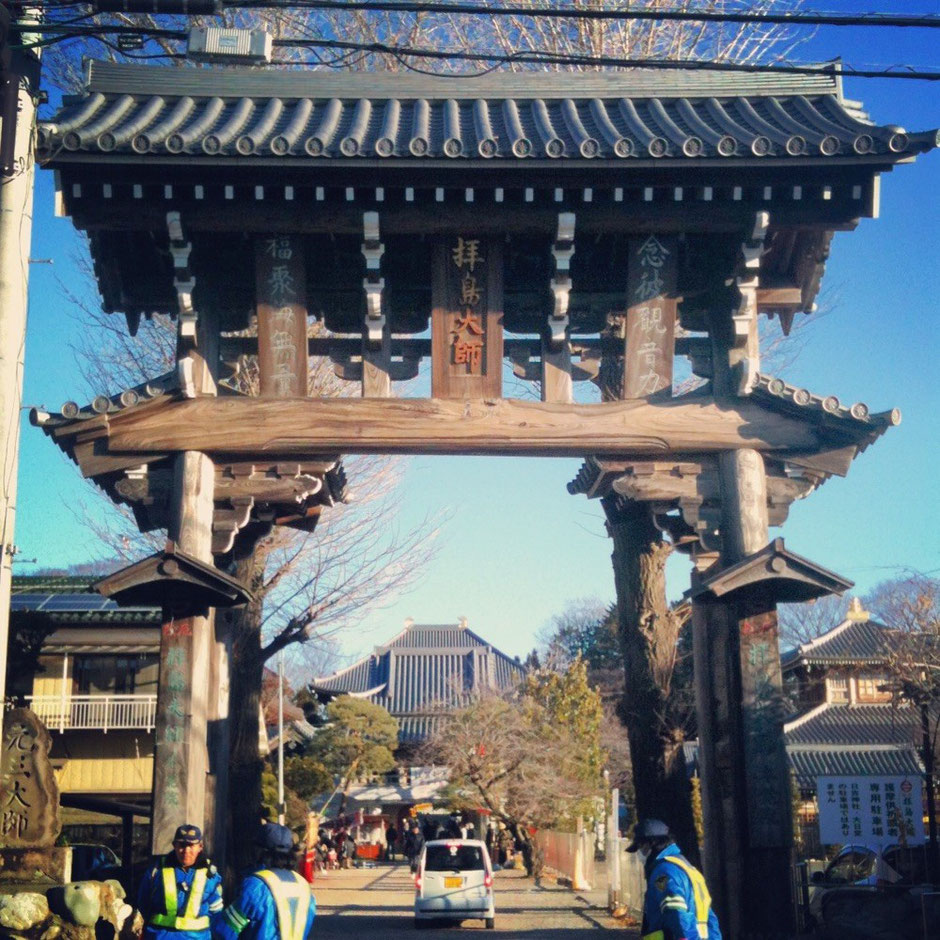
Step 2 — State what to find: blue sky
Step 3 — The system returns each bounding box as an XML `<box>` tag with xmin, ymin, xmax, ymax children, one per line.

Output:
<box><xmin>14</xmin><ymin>3</ymin><xmax>939</xmax><ymax>664</ymax></box>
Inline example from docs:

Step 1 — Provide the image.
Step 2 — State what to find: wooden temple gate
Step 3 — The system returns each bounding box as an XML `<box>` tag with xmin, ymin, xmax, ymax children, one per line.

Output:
<box><xmin>33</xmin><ymin>61</ymin><xmax>936</xmax><ymax>937</ymax></box>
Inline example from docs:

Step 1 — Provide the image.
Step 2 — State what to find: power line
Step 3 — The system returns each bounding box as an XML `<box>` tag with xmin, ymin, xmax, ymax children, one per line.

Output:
<box><xmin>15</xmin><ymin>0</ymin><xmax>940</xmax><ymax>29</ymax></box>
<box><xmin>272</xmin><ymin>37</ymin><xmax>940</xmax><ymax>80</ymax></box>
<box><xmin>12</xmin><ymin>21</ymin><xmax>940</xmax><ymax>80</ymax></box>
<box><xmin>227</xmin><ymin>1</ymin><xmax>940</xmax><ymax>30</ymax></box>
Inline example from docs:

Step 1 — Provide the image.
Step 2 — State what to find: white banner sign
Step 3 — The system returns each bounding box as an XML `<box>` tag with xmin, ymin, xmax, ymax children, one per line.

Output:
<box><xmin>817</xmin><ymin>775</ymin><xmax>924</xmax><ymax>846</ymax></box>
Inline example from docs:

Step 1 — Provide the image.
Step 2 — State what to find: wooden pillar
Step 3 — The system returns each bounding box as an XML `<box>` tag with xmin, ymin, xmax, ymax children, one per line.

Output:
<box><xmin>152</xmin><ymin>451</ymin><xmax>215</xmax><ymax>853</ymax></box>
<box><xmin>695</xmin><ymin>213</ymin><xmax>794</xmax><ymax>939</ymax></box>
<box><xmin>151</xmin><ymin>245</ymin><xmax>221</xmax><ymax>852</ymax></box>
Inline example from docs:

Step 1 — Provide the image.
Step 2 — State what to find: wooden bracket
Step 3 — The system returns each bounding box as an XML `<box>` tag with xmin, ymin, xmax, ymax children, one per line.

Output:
<box><xmin>732</xmin><ymin>211</ymin><xmax>770</xmax><ymax>395</ymax></box>
<box><xmin>166</xmin><ymin>211</ymin><xmax>197</xmax><ymax>342</ymax></box>
<box><xmin>361</xmin><ymin>211</ymin><xmax>386</xmax><ymax>346</ymax></box>
<box><xmin>212</xmin><ymin>497</ymin><xmax>255</xmax><ymax>555</ymax></box>
<box><xmin>548</xmin><ymin>212</ymin><xmax>575</xmax><ymax>348</ymax></box>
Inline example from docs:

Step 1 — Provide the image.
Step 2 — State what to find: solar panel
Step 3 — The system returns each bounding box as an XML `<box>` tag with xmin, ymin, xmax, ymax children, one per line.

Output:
<box><xmin>10</xmin><ymin>593</ymin><xmax>53</xmax><ymax>610</ymax></box>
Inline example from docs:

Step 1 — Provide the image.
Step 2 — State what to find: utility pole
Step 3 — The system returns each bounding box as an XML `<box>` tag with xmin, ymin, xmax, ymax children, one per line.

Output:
<box><xmin>0</xmin><ymin>4</ymin><xmax>40</xmax><ymax>718</ymax></box>
<box><xmin>920</xmin><ymin>698</ymin><xmax>938</xmax><ymax>884</ymax></box>
<box><xmin>277</xmin><ymin>651</ymin><xmax>285</xmax><ymax>825</ymax></box>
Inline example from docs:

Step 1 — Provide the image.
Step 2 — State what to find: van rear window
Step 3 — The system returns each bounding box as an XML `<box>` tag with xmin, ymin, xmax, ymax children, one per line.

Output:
<box><xmin>425</xmin><ymin>845</ymin><xmax>486</xmax><ymax>872</ymax></box>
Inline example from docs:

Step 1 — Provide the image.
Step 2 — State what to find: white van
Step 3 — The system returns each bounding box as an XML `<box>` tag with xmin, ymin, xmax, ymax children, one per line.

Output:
<box><xmin>414</xmin><ymin>839</ymin><xmax>496</xmax><ymax>929</ymax></box>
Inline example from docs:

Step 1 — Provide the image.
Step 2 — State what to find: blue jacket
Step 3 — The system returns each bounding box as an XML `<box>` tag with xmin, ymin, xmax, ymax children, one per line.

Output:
<box><xmin>642</xmin><ymin>843</ymin><xmax>722</xmax><ymax>940</ymax></box>
<box><xmin>215</xmin><ymin>868</ymin><xmax>315</xmax><ymax>940</ymax></box>
<box><xmin>137</xmin><ymin>853</ymin><xmax>224</xmax><ymax>940</ymax></box>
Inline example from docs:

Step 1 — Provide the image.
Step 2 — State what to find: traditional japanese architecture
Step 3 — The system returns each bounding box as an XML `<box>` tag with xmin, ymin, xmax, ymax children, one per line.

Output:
<box><xmin>310</xmin><ymin>618</ymin><xmax>526</xmax><ymax>747</ymax></box>
<box><xmin>782</xmin><ymin>599</ymin><xmax>925</xmax><ymax>803</ymax></box>
<box><xmin>33</xmin><ymin>58</ymin><xmax>936</xmax><ymax>936</ymax></box>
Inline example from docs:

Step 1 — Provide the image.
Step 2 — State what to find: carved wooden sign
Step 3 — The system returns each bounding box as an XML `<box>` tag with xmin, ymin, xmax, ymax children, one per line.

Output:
<box><xmin>624</xmin><ymin>235</ymin><xmax>678</xmax><ymax>400</ymax></box>
<box><xmin>153</xmin><ymin>615</ymin><xmax>196</xmax><ymax>827</ymax></box>
<box><xmin>432</xmin><ymin>236</ymin><xmax>503</xmax><ymax>399</ymax></box>
<box><xmin>738</xmin><ymin>608</ymin><xmax>791</xmax><ymax>847</ymax></box>
<box><xmin>255</xmin><ymin>236</ymin><xmax>309</xmax><ymax>398</ymax></box>
<box><xmin>0</xmin><ymin>709</ymin><xmax>60</xmax><ymax>847</ymax></box>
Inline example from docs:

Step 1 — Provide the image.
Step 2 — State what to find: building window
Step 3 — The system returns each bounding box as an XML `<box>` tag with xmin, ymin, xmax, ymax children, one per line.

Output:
<box><xmin>827</xmin><ymin>676</ymin><xmax>849</xmax><ymax>703</ymax></box>
<box><xmin>856</xmin><ymin>674</ymin><xmax>892</xmax><ymax>703</ymax></box>
<box><xmin>74</xmin><ymin>655</ymin><xmax>158</xmax><ymax>695</ymax></box>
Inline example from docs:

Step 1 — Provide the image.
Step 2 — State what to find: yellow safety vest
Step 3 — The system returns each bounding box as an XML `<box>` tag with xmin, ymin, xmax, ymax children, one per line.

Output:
<box><xmin>254</xmin><ymin>869</ymin><xmax>312</xmax><ymax>940</ymax></box>
<box><xmin>656</xmin><ymin>856</ymin><xmax>711</xmax><ymax>940</ymax></box>
<box><xmin>150</xmin><ymin>867</ymin><xmax>210</xmax><ymax>932</ymax></box>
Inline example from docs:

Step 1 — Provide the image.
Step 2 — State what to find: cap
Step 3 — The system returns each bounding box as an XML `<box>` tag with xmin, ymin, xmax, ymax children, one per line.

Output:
<box><xmin>256</xmin><ymin>823</ymin><xmax>294</xmax><ymax>853</ymax></box>
<box><xmin>626</xmin><ymin>818</ymin><xmax>671</xmax><ymax>852</ymax></box>
<box><xmin>173</xmin><ymin>824</ymin><xmax>203</xmax><ymax>845</ymax></box>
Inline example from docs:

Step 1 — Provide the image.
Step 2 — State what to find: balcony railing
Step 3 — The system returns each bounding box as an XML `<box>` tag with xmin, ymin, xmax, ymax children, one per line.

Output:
<box><xmin>26</xmin><ymin>694</ymin><xmax>157</xmax><ymax>733</ymax></box>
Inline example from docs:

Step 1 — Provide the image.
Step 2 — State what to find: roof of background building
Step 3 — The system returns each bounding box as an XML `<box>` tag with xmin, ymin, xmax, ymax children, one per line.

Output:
<box><xmin>311</xmin><ymin>619</ymin><xmax>526</xmax><ymax>741</ymax></box>
<box><xmin>787</xmin><ymin>745</ymin><xmax>923</xmax><ymax>789</ymax></box>
<box><xmin>780</xmin><ymin>616</ymin><xmax>898</xmax><ymax>668</ymax></box>
<box><xmin>686</xmin><ymin>700</ymin><xmax>926</xmax><ymax>790</ymax></box>
<box><xmin>39</xmin><ymin>60</ymin><xmax>938</xmax><ymax>166</ymax></box>
<box><xmin>11</xmin><ymin>576</ymin><xmax>161</xmax><ymax>626</ymax></box>
<box><xmin>784</xmin><ymin>702</ymin><xmax>918</xmax><ymax>747</ymax></box>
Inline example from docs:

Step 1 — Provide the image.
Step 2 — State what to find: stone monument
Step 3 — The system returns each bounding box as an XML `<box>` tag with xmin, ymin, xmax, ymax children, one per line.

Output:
<box><xmin>0</xmin><ymin>708</ymin><xmax>65</xmax><ymax>885</ymax></box>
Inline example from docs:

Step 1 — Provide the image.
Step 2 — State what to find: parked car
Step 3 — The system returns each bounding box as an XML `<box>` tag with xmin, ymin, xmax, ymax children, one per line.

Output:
<box><xmin>69</xmin><ymin>843</ymin><xmax>122</xmax><ymax>882</ymax></box>
<box><xmin>807</xmin><ymin>842</ymin><xmax>929</xmax><ymax>926</ymax></box>
<box><xmin>414</xmin><ymin>839</ymin><xmax>495</xmax><ymax>930</ymax></box>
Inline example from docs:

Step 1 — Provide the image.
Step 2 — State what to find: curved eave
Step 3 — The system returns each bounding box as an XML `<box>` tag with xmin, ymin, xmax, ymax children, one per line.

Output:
<box><xmin>38</xmin><ymin>61</ymin><xmax>938</xmax><ymax>169</ymax></box>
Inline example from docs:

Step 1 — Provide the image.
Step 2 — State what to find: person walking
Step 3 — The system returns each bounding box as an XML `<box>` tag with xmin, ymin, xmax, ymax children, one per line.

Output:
<box><xmin>137</xmin><ymin>824</ymin><xmax>224</xmax><ymax>940</ymax></box>
<box><xmin>215</xmin><ymin>823</ymin><xmax>315</xmax><ymax>940</ymax></box>
<box><xmin>496</xmin><ymin>824</ymin><xmax>514</xmax><ymax>867</ymax></box>
<box><xmin>626</xmin><ymin>818</ymin><xmax>722</xmax><ymax>940</ymax></box>
<box><xmin>343</xmin><ymin>832</ymin><xmax>356</xmax><ymax>869</ymax></box>
<box><xmin>385</xmin><ymin>825</ymin><xmax>398</xmax><ymax>862</ymax></box>
<box><xmin>404</xmin><ymin>824</ymin><xmax>424</xmax><ymax>872</ymax></box>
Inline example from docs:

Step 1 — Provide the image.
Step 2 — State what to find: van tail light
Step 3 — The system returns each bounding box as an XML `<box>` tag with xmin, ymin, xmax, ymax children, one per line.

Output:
<box><xmin>414</xmin><ymin>872</ymin><xmax>422</xmax><ymax>893</ymax></box>
<box><xmin>484</xmin><ymin>873</ymin><xmax>493</xmax><ymax>890</ymax></box>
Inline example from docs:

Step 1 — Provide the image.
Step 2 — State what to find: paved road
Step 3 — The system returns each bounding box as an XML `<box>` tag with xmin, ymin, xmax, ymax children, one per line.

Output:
<box><xmin>311</xmin><ymin>862</ymin><xmax>632</xmax><ymax>939</ymax></box>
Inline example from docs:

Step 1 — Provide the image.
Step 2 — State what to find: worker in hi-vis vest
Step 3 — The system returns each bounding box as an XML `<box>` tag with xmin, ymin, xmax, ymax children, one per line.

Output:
<box><xmin>627</xmin><ymin>819</ymin><xmax>722</xmax><ymax>940</ymax></box>
<box><xmin>215</xmin><ymin>823</ymin><xmax>315</xmax><ymax>940</ymax></box>
<box><xmin>138</xmin><ymin>824</ymin><xmax>225</xmax><ymax>940</ymax></box>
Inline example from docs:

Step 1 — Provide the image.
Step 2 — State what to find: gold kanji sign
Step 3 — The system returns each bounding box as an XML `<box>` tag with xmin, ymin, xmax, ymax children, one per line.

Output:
<box><xmin>432</xmin><ymin>237</ymin><xmax>503</xmax><ymax>399</ymax></box>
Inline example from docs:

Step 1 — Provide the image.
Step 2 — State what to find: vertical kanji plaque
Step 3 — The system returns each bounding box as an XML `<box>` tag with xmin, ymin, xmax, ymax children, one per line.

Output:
<box><xmin>623</xmin><ymin>235</ymin><xmax>678</xmax><ymax>400</ymax></box>
<box><xmin>256</xmin><ymin>236</ymin><xmax>309</xmax><ymax>398</ymax></box>
<box><xmin>431</xmin><ymin>236</ymin><xmax>503</xmax><ymax>399</ymax></box>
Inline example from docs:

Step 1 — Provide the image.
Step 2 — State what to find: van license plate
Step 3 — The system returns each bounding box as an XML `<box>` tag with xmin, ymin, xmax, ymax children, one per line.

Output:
<box><xmin>444</xmin><ymin>877</ymin><xmax>463</xmax><ymax>888</ymax></box>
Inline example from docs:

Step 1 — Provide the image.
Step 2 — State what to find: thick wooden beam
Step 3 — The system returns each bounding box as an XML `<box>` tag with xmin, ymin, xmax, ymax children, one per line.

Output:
<box><xmin>104</xmin><ymin>395</ymin><xmax>822</xmax><ymax>459</ymax></box>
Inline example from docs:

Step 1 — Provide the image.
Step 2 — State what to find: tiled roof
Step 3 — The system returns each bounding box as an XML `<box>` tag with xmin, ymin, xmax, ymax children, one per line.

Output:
<box><xmin>385</xmin><ymin>625</ymin><xmax>484</xmax><ymax>649</ymax></box>
<box><xmin>38</xmin><ymin>61</ymin><xmax>938</xmax><ymax>165</ymax></box>
<box><xmin>12</xmin><ymin>576</ymin><xmax>98</xmax><ymax>594</ymax></box>
<box><xmin>788</xmin><ymin>746</ymin><xmax>923</xmax><ymax>790</ymax></box>
<box><xmin>685</xmin><ymin>708</ymin><xmax>925</xmax><ymax>790</ymax></box>
<box><xmin>782</xmin><ymin>618</ymin><xmax>898</xmax><ymax>668</ymax></box>
<box><xmin>784</xmin><ymin>703</ymin><xmax>918</xmax><ymax>747</ymax></box>
<box><xmin>312</xmin><ymin>620</ymin><xmax>525</xmax><ymax>743</ymax></box>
